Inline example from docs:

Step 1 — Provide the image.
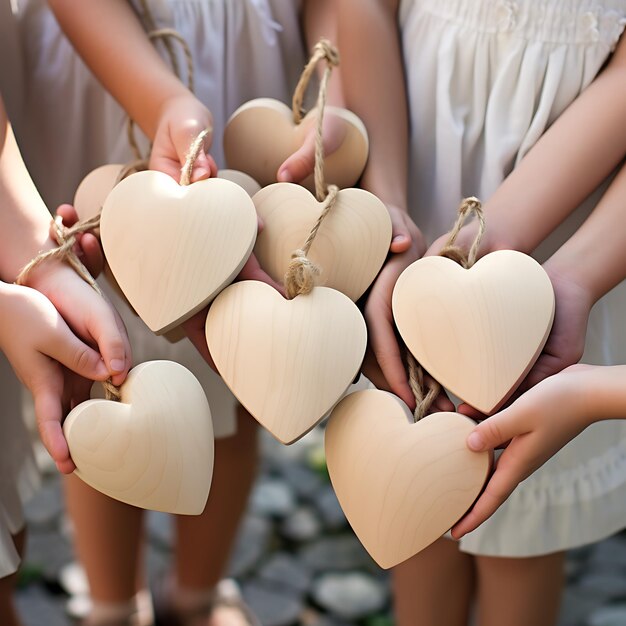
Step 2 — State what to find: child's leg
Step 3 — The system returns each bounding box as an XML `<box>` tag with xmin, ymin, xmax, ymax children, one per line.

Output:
<box><xmin>0</xmin><ymin>529</ymin><xmax>25</xmax><ymax>626</ymax></box>
<box><xmin>64</xmin><ymin>476</ymin><xmax>145</xmax><ymax>610</ymax></box>
<box><xmin>172</xmin><ymin>405</ymin><xmax>258</xmax><ymax>598</ymax></box>
<box><xmin>475</xmin><ymin>552</ymin><xmax>565</xmax><ymax>626</ymax></box>
<box><xmin>393</xmin><ymin>537</ymin><xmax>475</xmax><ymax>626</ymax></box>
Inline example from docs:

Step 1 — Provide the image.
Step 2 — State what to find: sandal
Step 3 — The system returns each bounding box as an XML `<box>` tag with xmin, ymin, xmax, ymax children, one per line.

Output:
<box><xmin>153</xmin><ymin>576</ymin><xmax>260</xmax><ymax>626</ymax></box>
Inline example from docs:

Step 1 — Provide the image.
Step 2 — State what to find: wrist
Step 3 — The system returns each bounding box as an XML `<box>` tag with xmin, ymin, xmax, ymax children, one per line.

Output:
<box><xmin>543</xmin><ymin>255</ymin><xmax>598</xmax><ymax>309</ymax></box>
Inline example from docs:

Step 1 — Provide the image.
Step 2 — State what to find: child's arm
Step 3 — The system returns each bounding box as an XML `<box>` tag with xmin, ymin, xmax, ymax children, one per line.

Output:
<box><xmin>451</xmin><ymin>364</ymin><xmax>626</xmax><ymax>538</ymax></box>
<box><xmin>47</xmin><ymin>0</ymin><xmax>216</xmax><ymax>182</ymax></box>
<box><xmin>428</xmin><ymin>32</ymin><xmax>626</xmax><ymax>257</ymax></box>
<box><xmin>331</xmin><ymin>0</ymin><xmax>426</xmax><ymax>409</ymax></box>
<box><xmin>524</xmin><ymin>157</ymin><xmax>626</xmax><ymax>387</ymax></box>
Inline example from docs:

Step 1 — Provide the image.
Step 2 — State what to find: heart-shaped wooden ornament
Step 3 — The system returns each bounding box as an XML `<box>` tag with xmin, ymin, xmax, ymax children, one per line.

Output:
<box><xmin>217</xmin><ymin>169</ymin><xmax>261</xmax><ymax>197</ymax></box>
<box><xmin>100</xmin><ymin>171</ymin><xmax>258</xmax><ymax>334</ymax></box>
<box><xmin>63</xmin><ymin>361</ymin><xmax>214</xmax><ymax>515</ymax></box>
<box><xmin>205</xmin><ymin>281</ymin><xmax>367</xmax><ymax>444</ymax></box>
<box><xmin>325</xmin><ymin>389</ymin><xmax>491</xmax><ymax>568</ymax></box>
<box><xmin>223</xmin><ymin>98</ymin><xmax>369</xmax><ymax>191</ymax></box>
<box><xmin>392</xmin><ymin>250</ymin><xmax>555</xmax><ymax>414</ymax></box>
<box><xmin>253</xmin><ymin>183</ymin><xmax>392</xmax><ymax>301</ymax></box>
<box><xmin>74</xmin><ymin>163</ymin><xmax>125</xmax><ymax>234</ymax></box>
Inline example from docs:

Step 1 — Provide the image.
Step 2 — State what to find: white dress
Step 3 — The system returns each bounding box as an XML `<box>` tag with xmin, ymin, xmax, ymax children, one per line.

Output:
<box><xmin>0</xmin><ymin>1</ymin><xmax>40</xmax><ymax>579</ymax></box>
<box><xmin>400</xmin><ymin>0</ymin><xmax>626</xmax><ymax>556</ymax></box>
<box><xmin>14</xmin><ymin>0</ymin><xmax>305</xmax><ymax>438</ymax></box>
<box><xmin>0</xmin><ymin>355</ymin><xmax>39</xmax><ymax>578</ymax></box>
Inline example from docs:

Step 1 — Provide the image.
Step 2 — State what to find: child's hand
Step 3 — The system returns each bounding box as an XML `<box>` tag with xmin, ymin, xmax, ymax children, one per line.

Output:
<box><xmin>150</xmin><ymin>94</ymin><xmax>218</xmax><ymax>184</ymax></box>
<box><xmin>0</xmin><ymin>282</ymin><xmax>116</xmax><ymax>473</ymax></box>
<box><xmin>451</xmin><ymin>364</ymin><xmax>593</xmax><ymax>538</ymax></box>
<box><xmin>363</xmin><ymin>211</ymin><xmax>453</xmax><ymax>410</ymax></box>
<box><xmin>277</xmin><ymin>110</ymin><xmax>348</xmax><ymax>184</ymax></box>
<box><xmin>56</xmin><ymin>204</ymin><xmax>104</xmax><ymax>277</ymax></box>
<box><xmin>25</xmin><ymin>262</ymin><xmax>132</xmax><ymax>387</ymax></box>
<box><xmin>521</xmin><ymin>265</ymin><xmax>592</xmax><ymax>390</ymax></box>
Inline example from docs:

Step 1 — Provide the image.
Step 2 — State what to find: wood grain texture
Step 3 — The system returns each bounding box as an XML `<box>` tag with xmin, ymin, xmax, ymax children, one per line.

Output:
<box><xmin>75</xmin><ymin>166</ymin><xmax>258</xmax><ymax>344</ymax></box>
<box><xmin>253</xmin><ymin>183</ymin><xmax>392</xmax><ymax>301</ymax></box>
<box><xmin>100</xmin><ymin>171</ymin><xmax>257</xmax><ymax>334</ymax></box>
<box><xmin>63</xmin><ymin>361</ymin><xmax>214</xmax><ymax>515</ymax></box>
<box><xmin>205</xmin><ymin>281</ymin><xmax>367</xmax><ymax>444</ymax></box>
<box><xmin>325</xmin><ymin>389</ymin><xmax>491</xmax><ymax>569</ymax></box>
<box><xmin>223</xmin><ymin>98</ymin><xmax>369</xmax><ymax>191</ymax></box>
<box><xmin>392</xmin><ymin>250</ymin><xmax>555</xmax><ymax>414</ymax></box>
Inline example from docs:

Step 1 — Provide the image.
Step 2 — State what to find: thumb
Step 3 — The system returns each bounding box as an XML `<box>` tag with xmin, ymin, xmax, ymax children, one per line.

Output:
<box><xmin>277</xmin><ymin>131</ymin><xmax>316</xmax><ymax>184</ymax></box>
<box><xmin>389</xmin><ymin>210</ymin><xmax>412</xmax><ymax>254</ymax></box>
<box><xmin>467</xmin><ymin>407</ymin><xmax>526</xmax><ymax>452</ymax></box>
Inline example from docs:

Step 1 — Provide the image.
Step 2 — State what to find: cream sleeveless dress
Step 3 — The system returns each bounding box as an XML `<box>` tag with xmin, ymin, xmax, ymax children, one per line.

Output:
<box><xmin>0</xmin><ymin>1</ymin><xmax>40</xmax><ymax>579</ymax></box>
<box><xmin>13</xmin><ymin>0</ymin><xmax>305</xmax><ymax>438</ymax></box>
<box><xmin>400</xmin><ymin>0</ymin><xmax>626</xmax><ymax>556</ymax></box>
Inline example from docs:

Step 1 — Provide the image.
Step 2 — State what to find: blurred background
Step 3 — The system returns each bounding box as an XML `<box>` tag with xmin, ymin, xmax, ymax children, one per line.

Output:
<box><xmin>15</xmin><ymin>419</ymin><xmax>626</xmax><ymax>626</ymax></box>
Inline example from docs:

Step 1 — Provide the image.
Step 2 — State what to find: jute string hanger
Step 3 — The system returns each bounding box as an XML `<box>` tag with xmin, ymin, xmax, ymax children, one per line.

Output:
<box><xmin>284</xmin><ymin>39</ymin><xmax>341</xmax><ymax>300</ymax></box>
<box><xmin>408</xmin><ymin>197</ymin><xmax>485</xmax><ymax>421</ymax></box>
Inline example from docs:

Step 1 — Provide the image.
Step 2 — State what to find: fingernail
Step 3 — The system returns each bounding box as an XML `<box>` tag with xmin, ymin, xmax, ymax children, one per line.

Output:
<box><xmin>278</xmin><ymin>168</ymin><xmax>292</xmax><ymax>183</ymax></box>
<box><xmin>467</xmin><ymin>431</ymin><xmax>484</xmax><ymax>451</ymax></box>
<box><xmin>393</xmin><ymin>235</ymin><xmax>406</xmax><ymax>243</ymax></box>
<box><xmin>109</xmin><ymin>359</ymin><xmax>126</xmax><ymax>373</ymax></box>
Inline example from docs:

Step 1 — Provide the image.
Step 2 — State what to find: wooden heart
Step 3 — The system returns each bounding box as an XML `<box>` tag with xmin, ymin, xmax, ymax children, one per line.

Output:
<box><xmin>217</xmin><ymin>169</ymin><xmax>261</xmax><ymax>197</ymax></box>
<box><xmin>74</xmin><ymin>163</ymin><xmax>125</xmax><ymax>234</ymax></box>
<box><xmin>392</xmin><ymin>250</ymin><xmax>555</xmax><ymax>414</ymax></box>
<box><xmin>223</xmin><ymin>98</ymin><xmax>369</xmax><ymax>191</ymax></box>
<box><xmin>100</xmin><ymin>171</ymin><xmax>257</xmax><ymax>334</ymax></box>
<box><xmin>63</xmin><ymin>361</ymin><xmax>214</xmax><ymax>515</ymax></box>
<box><xmin>75</xmin><ymin>166</ymin><xmax>260</xmax><ymax>225</ymax></box>
<box><xmin>325</xmin><ymin>389</ymin><xmax>491</xmax><ymax>568</ymax></box>
<box><xmin>253</xmin><ymin>183</ymin><xmax>392</xmax><ymax>301</ymax></box>
<box><xmin>205</xmin><ymin>281</ymin><xmax>367</xmax><ymax>444</ymax></box>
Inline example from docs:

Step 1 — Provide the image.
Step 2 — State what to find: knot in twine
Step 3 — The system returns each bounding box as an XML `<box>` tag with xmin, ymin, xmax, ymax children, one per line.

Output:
<box><xmin>15</xmin><ymin>215</ymin><xmax>122</xmax><ymax>402</ymax></box>
<box><xmin>284</xmin><ymin>39</ymin><xmax>341</xmax><ymax>298</ymax></box>
<box><xmin>408</xmin><ymin>196</ymin><xmax>485</xmax><ymax>421</ymax></box>
<box><xmin>284</xmin><ymin>183</ymin><xmax>340</xmax><ymax>299</ymax></box>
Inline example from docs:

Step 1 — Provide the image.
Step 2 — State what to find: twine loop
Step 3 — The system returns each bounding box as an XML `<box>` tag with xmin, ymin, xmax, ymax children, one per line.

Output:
<box><xmin>438</xmin><ymin>197</ymin><xmax>485</xmax><ymax>269</ymax></box>
<box><xmin>283</xmin><ymin>40</ymin><xmax>341</xmax><ymax>298</ymax></box>
<box><xmin>407</xmin><ymin>197</ymin><xmax>485</xmax><ymax>420</ymax></box>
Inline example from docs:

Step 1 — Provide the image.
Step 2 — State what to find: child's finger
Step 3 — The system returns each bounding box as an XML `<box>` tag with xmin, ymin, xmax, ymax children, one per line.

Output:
<box><xmin>78</xmin><ymin>232</ymin><xmax>105</xmax><ymax>277</ymax></box>
<box><xmin>81</xmin><ymin>302</ymin><xmax>131</xmax><ymax>384</ymax></box>
<box><xmin>46</xmin><ymin>320</ymin><xmax>110</xmax><ymax>381</ymax></box>
<box><xmin>451</xmin><ymin>458</ymin><xmax>522</xmax><ymax>538</ymax></box>
<box><xmin>55</xmin><ymin>203</ymin><xmax>80</xmax><ymax>227</ymax></box>
<box><xmin>277</xmin><ymin>131</ymin><xmax>316</xmax><ymax>183</ymax></box>
<box><xmin>367</xmin><ymin>312</ymin><xmax>415</xmax><ymax>409</ymax></box>
<box><xmin>31</xmin><ymin>364</ymin><xmax>76</xmax><ymax>474</ymax></box>
<box><xmin>467</xmin><ymin>406</ymin><xmax>528</xmax><ymax>452</ymax></box>
<box><xmin>389</xmin><ymin>212</ymin><xmax>412</xmax><ymax>254</ymax></box>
